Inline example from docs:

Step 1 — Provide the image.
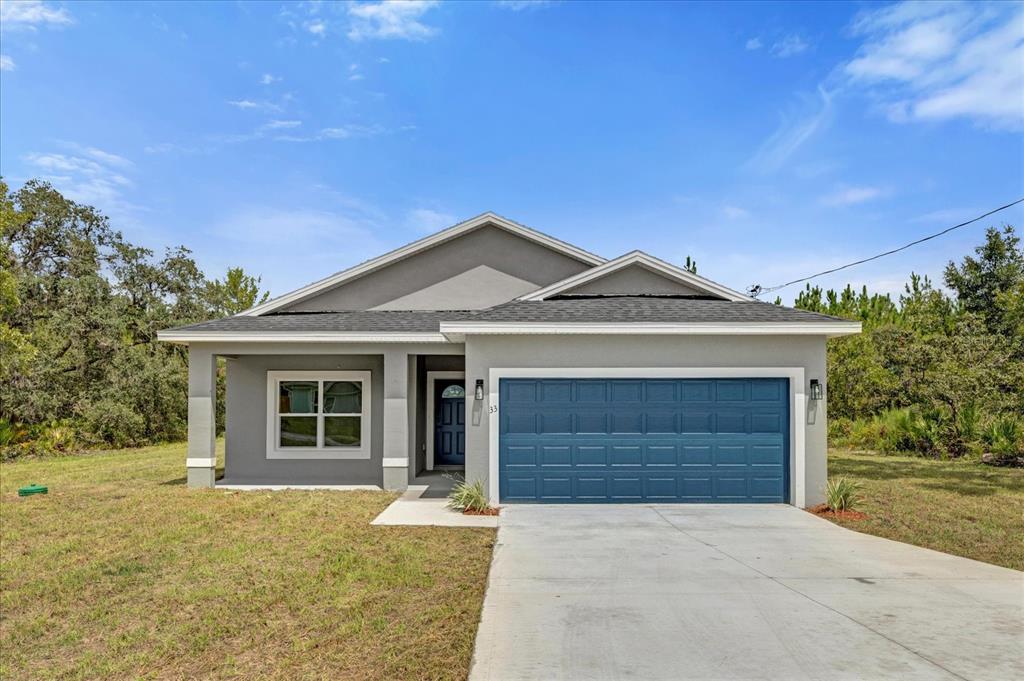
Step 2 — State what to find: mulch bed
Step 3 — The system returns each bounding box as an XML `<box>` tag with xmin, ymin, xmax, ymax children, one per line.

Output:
<box><xmin>462</xmin><ymin>507</ymin><xmax>500</xmax><ymax>516</ymax></box>
<box><xmin>808</xmin><ymin>503</ymin><xmax>869</xmax><ymax>521</ymax></box>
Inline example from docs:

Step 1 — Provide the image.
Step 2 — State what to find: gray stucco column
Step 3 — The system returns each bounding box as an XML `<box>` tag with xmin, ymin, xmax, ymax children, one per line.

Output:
<box><xmin>382</xmin><ymin>350</ymin><xmax>409</xmax><ymax>491</ymax></box>
<box><xmin>186</xmin><ymin>346</ymin><xmax>217</xmax><ymax>488</ymax></box>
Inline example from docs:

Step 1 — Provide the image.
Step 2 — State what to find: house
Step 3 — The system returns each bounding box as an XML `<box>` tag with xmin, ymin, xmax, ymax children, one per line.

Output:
<box><xmin>159</xmin><ymin>213</ymin><xmax>860</xmax><ymax>507</ymax></box>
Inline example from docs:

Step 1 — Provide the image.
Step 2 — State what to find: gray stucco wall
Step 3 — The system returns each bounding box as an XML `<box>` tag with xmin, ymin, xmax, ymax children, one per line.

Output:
<box><xmin>566</xmin><ymin>265</ymin><xmax>704</xmax><ymax>296</ymax></box>
<box><xmin>281</xmin><ymin>225</ymin><xmax>595</xmax><ymax>312</ymax></box>
<box><xmin>224</xmin><ymin>354</ymin><xmax>384</xmax><ymax>485</ymax></box>
<box><xmin>463</xmin><ymin>335</ymin><xmax>829</xmax><ymax>507</ymax></box>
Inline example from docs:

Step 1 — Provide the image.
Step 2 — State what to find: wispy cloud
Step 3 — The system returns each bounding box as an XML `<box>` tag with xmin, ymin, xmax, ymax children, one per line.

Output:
<box><xmin>844</xmin><ymin>1</ymin><xmax>1024</xmax><ymax>130</ymax></box>
<box><xmin>745</xmin><ymin>37</ymin><xmax>762</xmax><ymax>51</ymax></box>
<box><xmin>820</xmin><ymin>185</ymin><xmax>888</xmax><ymax>207</ymax></box>
<box><xmin>771</xmin><ymin>34</ymin><xmax>809</xmax><ymax>57</ymax></box>
<box><xmin>23</xmin><ymin>146</ymin><xmax>137</xmax><ymax>213</ymax></box>
<box><xmin>721</xmin><ymin>204</ymin><xmax>750</xmax><ymax>220</ymax></box>
<box><xmin>347</xmin><ymin>1</ymin><xmax>439</xmax><ymax>42</ymax></box>
<box><xmin>348</xmin><ymin>63</ymin><xmax>364</xmax><ymax>81</ymax></box>
<box><xmin>260</xmin><ymin>73</ymin><xmax>281</xmax><ymax>85</ymax></box>
<box><xmin>262</xmin><ymin>119</ymin><xmax>302</xmax><ymax>130</ymax></box>
<box><xmin>318</xmin><ymin>124</ymin><xmax>386</xmax><ymax>140</ymax></box>
<box><xmin>306</xmin><ymin>19</ymin><xmax>326</xmax><ymax>37</ymax></box>
<box><xmin>0</xmin><ymin>54</ymin><xmax>14</xmax><ymax>70</ymax></box>
<box><xmin>227</xmin><ymin>99</ymin><xmax>282</xmax><ymax>112</ymax></box>
<box><xmin>496</xmin><ymin>0</ymin><xmax>554</xmax><ymax>11</ymax></box>
<box><xmin>0</xmin><ymin>0</ymin><xmax>73</xmax><ymax>29</ymax></box>
<box><xmin>405</xmin><ymin>207</ymin><xmax>455</xmax><ymax>233</ymax></box>
<box><xmin>746</xmin><ymin>86</ymin><xmax>834</xmax><ymax>173</ymax></box>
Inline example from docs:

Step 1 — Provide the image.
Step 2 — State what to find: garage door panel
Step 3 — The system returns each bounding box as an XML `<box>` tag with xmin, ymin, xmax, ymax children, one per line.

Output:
<box><xmin>574</xmin><ymin>445</ymin><xmax>608</xmax><ymax>467</ymax></box>
<box><xmin>680</xmin><ymin>381</ymin><xmax>713</xmax><ymax>401</ymax></box>
<box><xmin>751</xmin><ymin>411</ymin><xmax>783</xmax><ymax>433</ymax></box>
<box><xmin>539</xmin><ymin>412</ymin><xmax>572</xmax><ymax>434</ymax></box>
<box><xmin>499</xmin><ymin>378</ymin><xmax>788</xmax><ymax>503</ymax></box>
<box><xmin>608</xmin><ymin>477</ymin><xmax>643</xmax><ymax>499</ymax></box>
<box><xmin>645</xmin><ymin>445</ymin><xmax>677</xmax><ymax>466</ymax></box>
<box><xmin>645</xmin><ymin>412</ymin><xmax>677</xmax><ymax>433</ymax></box>
<box><xmin>576</xmin><ymin>412</ymin><xmax>608</xmax><ymax>434</ymax></box>
<box><xmin>645</xmin><ymin>380</ymin><xmax>678</xmax><ymax>402</ymax></box>
<box><xmin>680</xmin><ymin>412</ymin><xmax>713</xmax><ymax>433</ymax></box>
<box><xmin>609</xmin><ymin>445</ymin><xmax>642</xmax><ymax>466</ymax></box>
<box><xmin>611</xmin><ymin>412</ymin><xmax>643</xmax><ymax>434</ymax></box>
<box><xmin>540</xmin><ymin>445</ymin><xmax>571</xmax><ymax>467</ymax></box>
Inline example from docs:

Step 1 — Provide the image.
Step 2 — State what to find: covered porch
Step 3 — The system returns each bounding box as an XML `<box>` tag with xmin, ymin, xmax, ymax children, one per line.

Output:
<box><xmin>182</xmin><ymin>342</ymin><xmax>468</xmax><ymax>492</ymax></box>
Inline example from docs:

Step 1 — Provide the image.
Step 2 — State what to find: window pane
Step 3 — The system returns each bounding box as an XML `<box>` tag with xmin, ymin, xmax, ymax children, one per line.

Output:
<box><xmin>279</xmin><ymin>381</ymin><xmax>318</xmax><ymax>414</ymax></box>
<box><xmin>324</xmin><ymin>416</ymin><xmax>361</xmax><ymax>447</ymax></box>
<box><xmin>323</xmin><ymin>381</ymin><xmax>362</xmax><ymax>414</ymax></box>
<box><xmin>441</xmin><ymin>384</ymin><xmax>465</xmax><ymax>398</ymax></box>
<box><xmin>280</xmin><ymin>416</ymin><xmax>317</xmax><ymax>447</ymax></box>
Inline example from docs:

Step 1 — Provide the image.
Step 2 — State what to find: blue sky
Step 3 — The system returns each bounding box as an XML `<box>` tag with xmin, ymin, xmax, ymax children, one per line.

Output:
<box><xmin>2</xmin><ymin>0</ymin><xmax>1022</xmax><ymax>303</ymax></box>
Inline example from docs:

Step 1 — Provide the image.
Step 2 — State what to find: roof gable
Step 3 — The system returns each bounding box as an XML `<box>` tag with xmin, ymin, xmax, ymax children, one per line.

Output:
<box><xmin>244</xmin><ymin>212</ymin><xmax>605</xmax><ymax>316</ymax></box>
<box><xmin>519</xmin><ymin>251</ymin><xmax>751</xmax><ymax>302</ymax></box>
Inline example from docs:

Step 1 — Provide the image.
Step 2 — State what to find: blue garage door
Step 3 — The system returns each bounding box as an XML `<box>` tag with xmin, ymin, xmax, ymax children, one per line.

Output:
<box><xmin>499</xmin><ymin>378</ymin><xmax>789</xmax><ymax>503</ymax></box>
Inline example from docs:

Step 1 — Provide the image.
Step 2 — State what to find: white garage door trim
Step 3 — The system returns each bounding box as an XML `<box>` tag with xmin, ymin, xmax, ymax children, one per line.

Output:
<box><xmin>487</xmin><ymin>367</ymin><xmax>806</xmax><ymax>507</ymax></box>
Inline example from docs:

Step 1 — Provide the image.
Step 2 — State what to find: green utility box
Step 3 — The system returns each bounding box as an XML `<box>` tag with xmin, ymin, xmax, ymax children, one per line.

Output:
<box><xmin>18</xmin><ymin>483</ymin><xmax>48</xmax><ymax>497</ymax></box>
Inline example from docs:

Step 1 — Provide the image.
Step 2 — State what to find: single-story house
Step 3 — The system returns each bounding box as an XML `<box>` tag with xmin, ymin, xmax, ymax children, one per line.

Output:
<box><xmin>159</xmin><ymin>213</ymin><xmax>860</xmax><ymax>507</ymax></box>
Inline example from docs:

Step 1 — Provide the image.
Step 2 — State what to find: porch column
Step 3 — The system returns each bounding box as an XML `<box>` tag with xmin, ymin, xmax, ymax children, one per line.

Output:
<box><xmin>186</xmin><ymin>346</ymin><xmax>217</xmax><ymax>488</ymax></box>
<box><xmin>382</xmin><ymin>350</ymin><xmax>409</xmax><ymax>492</ymax></box>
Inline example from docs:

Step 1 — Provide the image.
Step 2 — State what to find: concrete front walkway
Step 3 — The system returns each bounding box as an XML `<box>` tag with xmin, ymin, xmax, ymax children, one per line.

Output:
<box><xmin>470</xmin><ymin>505</ymin><xmax>1023</xmax><ymax>681</ymax></box>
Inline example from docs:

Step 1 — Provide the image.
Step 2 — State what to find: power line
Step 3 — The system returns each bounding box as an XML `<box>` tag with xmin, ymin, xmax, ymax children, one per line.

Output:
<box><xmin>748</xmin><ymin>197</ymin><xmax>1024</xmax><ymax>297</ymax></box>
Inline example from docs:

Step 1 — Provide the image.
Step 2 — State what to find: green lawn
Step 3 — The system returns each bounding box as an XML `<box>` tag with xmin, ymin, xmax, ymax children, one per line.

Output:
<box><xmin>0</xmin><ymin>443</ymin><xmax>495</xmax><ymax>680</ymax></box>
<box><xmin>828</xmin><ymin>449</ymin><xmax>1024</xmax><ymax>571</ymax></box>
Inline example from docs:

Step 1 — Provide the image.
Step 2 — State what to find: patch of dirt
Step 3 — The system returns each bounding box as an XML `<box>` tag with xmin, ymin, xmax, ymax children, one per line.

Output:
<box><xmin>463</xmin><ymin>507</ymin><xmax>500</xmax><ymax>516</ymax></box>
<box><xmin>808</xmin><ymin>503</ymin><xmax>869</xmax><ymax>521</ymax></box>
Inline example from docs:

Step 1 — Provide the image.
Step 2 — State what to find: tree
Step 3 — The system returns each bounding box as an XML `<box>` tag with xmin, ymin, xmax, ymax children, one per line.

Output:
<box><xmin>0</xmin><ymin>180</ymin><xmax>222</xmax><ymax>450</ymax></box>
<box><xmin>206</xmin><ymin>266</ymin><xmax>270</xmax><ymax>317</ymax></box>
<box><xmin>944</xmin><ymin>225</ymin><xmax>1024</xmax><ymax>334</ymax></box>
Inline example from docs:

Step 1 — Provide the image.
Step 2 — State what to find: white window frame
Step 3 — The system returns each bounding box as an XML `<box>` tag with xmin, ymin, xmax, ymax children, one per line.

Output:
<box><xmin>266</xmin><ymin>371</ymin><xmax>372</xmax><ymax>460</ymax></box>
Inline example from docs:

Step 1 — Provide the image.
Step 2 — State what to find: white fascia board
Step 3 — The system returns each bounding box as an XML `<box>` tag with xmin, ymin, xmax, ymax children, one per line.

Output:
<box><xmin>157</xmin><ymin>331</ymin><xmax>450</xmax><ymax>344</ymax></box>
<box><xmin>439</xmin><ymin>321</ymin><xmax>862</xmax><ymax>341</ymax></box>
<box><xmin>239</xmin><ymin>212</ymin><xmax>605</xmax><ymax>317</ymax></box>
<box><xmin>518</xmin><ymin>251</ymin><xmax>751</xmax><ymax>302</ymax></box>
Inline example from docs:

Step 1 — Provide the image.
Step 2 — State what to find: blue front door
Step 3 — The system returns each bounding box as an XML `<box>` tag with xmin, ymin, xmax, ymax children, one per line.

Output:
<box><xmin>435</xmin><ymin>381</ymin><xmax>466</xmax><ymax>466</ymax></box>
<box><xmin>498</xmin><ymin>378</ymin><xmax>789</xmax><ymax>503</ymax></box>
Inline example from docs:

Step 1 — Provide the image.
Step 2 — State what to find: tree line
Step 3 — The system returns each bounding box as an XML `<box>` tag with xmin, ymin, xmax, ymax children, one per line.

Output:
<box><xmin>1</xmin><ymin>180</ymin><xmax>268</xmax><ymax>457</ymax></box>
<box><xmin>788</xmin><ymin>225</ymin><xmax>1023</xmax><ymax>462</ymax></box>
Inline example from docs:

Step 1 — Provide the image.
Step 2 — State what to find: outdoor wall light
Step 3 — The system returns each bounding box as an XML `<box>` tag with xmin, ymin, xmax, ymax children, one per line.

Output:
<box><xmin>474</xmin><ymin>379</ymin><xmax>485</xmax><ymax>401</ymax></box>
<box><xmin>809</xmin><ymin>379</ymin><xmax>823</xmax><ymax>401</ymax></box>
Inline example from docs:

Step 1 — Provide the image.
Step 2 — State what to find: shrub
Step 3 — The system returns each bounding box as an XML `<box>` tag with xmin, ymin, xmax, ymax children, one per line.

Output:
<box><xmin>984</xmin><ymin>416</ymin><xmax>1023</xmax><ymax>464</ymax></box>
<box><xmin>825</xmin><ymin>477</ymin><xmax>861</xmax><ymax>512</ymax></box>
<box><xmin>80</xmin><ymin>399</ymin><xmax>146</xmax><ymax>449</ymax></box>
<box><xmin>447</xmin><ymin>478</ymin><xmax>490</xmax><ymax>513</ymax></box>
<box><xmin>35</xmin><ymin>421</ymin><xmax>79</xmax><ymax>454</ymax></box>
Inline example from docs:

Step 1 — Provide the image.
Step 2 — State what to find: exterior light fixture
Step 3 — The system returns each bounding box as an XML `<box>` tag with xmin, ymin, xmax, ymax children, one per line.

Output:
<box><xmin>809</xmin><ymin>379</ymin><xmax>823</xmax><ymax>401</ymax></box>
<box><xmin>474</xmin><ymin>379</ymin><xmax>485</xmax><ymax>401</ymax></box>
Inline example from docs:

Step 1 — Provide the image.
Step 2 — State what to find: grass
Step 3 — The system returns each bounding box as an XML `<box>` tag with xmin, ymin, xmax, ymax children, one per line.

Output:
<box><xmin>0</xmin><ymin>442</ymin><xmax>495</xmax><ymax>680</ymax></box>
<box><xmin>827</xmin><ymin>449</ymin><xmax>1024</xmax><ymax>571</ymax></box>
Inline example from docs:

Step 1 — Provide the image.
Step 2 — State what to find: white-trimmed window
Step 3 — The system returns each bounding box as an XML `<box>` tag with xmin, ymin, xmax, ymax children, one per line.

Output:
<box><xmin>266</xmin><ymin>371</ymin><xmax>371</xmax><ymax>459</ymax></box>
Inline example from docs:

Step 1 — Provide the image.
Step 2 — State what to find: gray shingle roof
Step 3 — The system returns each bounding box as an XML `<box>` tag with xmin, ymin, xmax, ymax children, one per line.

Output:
<box><xmin>165</xmin><ymin>296</ymin><xmax>849</xmax><ymax>335</ymax></box>
<box><xmin>168</xmin><ymin>310</ymin><xmax>479</xmax><ymax>333</ymax></box>
<box><xmin>459</xmin><ymin>296</ymin><xmax>850</xmax><ymax>324</ymax></box>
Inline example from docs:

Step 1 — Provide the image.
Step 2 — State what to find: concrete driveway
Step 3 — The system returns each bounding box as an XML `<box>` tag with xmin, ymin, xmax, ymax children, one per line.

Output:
<box><xmin>470</xmin><ymin>505</ymin><xmax>1023</xmax><ymax>681</ymax></box>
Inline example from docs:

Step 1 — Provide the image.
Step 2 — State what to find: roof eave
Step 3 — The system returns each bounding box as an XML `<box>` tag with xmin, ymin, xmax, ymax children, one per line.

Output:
<box><xmin>156</xmin><ymin>330</ymin><xmax>452</xmax><ymax>344</ymax></box>
<box><xmin>439</xmin><ymin>321</ymin><xmax>862</xmax><ymax>342</ymax></box>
